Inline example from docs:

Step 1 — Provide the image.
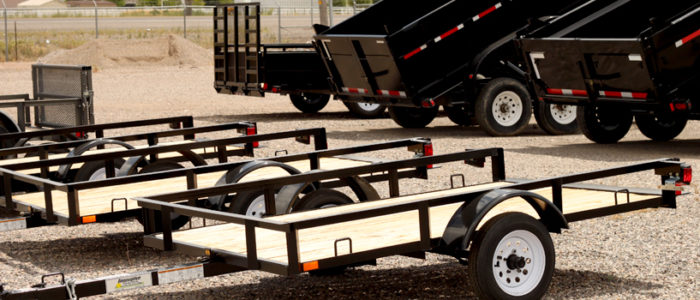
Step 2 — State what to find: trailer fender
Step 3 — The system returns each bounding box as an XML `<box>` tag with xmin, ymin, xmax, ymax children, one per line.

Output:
<box><xmin>277</xmin><ymin>174</ymin><xmax>380</xmax><ymax>214</ymax></box>
<box><xmin>116</xmin><ymin>150</ymin><xmax>207</xmax><ymax>176</ymax></box>
<box><xmin>56</xmin><ymin>138</ymin><xmax>134</xmax><ymax>181</ymax></box>
<box><xmin>441</xmin><ymin>188</ymin><xmax>567</xmax><ymax>253</ymax></box>
<box><xmin>0</xmin><ymin>111</ymin><xmax>21</xmax><ymax>134</ymax></box>
<box><xmin>207</xmin><ymin>160</ymin><xmax>303</xmax><ymax>210</ymax></box>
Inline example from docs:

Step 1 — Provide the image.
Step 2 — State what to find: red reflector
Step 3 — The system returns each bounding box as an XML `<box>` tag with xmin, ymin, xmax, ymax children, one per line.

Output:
<box><xmin>682</xmin><ymin>167</ymin><xmax>692</xmax><ymax>184</ymax></box>
<box><xmin>675</xmin><ymin>103</ymin><xmax>688</xmax><ymax>111</ymax></box>
<box><xmin>421</xmin><ymin>99</ymin><xmax>436</xmax><ymax>108</ymax></box>
<box><xmin>424</xmin><ymin>143</ymin><xmax>433</xmax><ymax>169</ymax></box>
<box><xmin>246</xmin><ymin>126</ymin><xmax>259</xmax><ymax>148</ymax></box>
<box><xmin>262</xmin><ymin>83</ymin><xmax>269</xmax><ymax>90</ymax></box>
<box><xmin>271</xmin><ymin>87</ymin><xmax>279</xmax><ymax>93</ymax></box>
<box><xmin>75</xmin><ymin>131</ymin><xmax>84</xmax><ymax>138</ymax></box>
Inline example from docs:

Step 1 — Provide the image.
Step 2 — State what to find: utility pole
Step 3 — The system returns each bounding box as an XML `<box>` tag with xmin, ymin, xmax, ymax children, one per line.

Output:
<box><xmin>318</xmin><ymin>0</ymin><xmax>329</xmax><ymax>26</ymax></box>
<box><xmin>2</xmin><ymin>0</ymin><xmax>8</xmax><ymax>62</ymax></box>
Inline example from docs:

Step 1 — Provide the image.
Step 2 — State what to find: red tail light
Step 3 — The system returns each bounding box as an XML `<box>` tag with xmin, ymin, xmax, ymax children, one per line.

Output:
<box><xmin>75</xmin><ymin>131</ymin><xmax>85</xmax><ymax>138</ymax></box>
<box><xmin>261</xmin><ymin>83</ymin><xmax>269</xmax><ymax>90</ymax></box>
<box><xmin>424</xmin><ymin>143</ymin><xmax>433</xmax><ymax>169</ymax></box>
<box><xmin>246</xmin><ymin>126</ymin><xmax>259</xmax><ymax>148</ymax></box>
<box><xmin>682</xmin><ymin>166</ymin><xmax>692</xmax><ymax>184</ymax></box>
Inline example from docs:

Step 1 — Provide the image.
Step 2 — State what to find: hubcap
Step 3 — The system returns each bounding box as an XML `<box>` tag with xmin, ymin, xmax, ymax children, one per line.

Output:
<box><xmin>245</xmin><ymin>195</ymin><xmax>267</xmax><ymax>217</ymax></box>
<box><xmin>492</xmin><ymin>91</ymin><xmax>524</xmax><ymax>127</ymax></box>
<box><xmin>357</xmin><ymin>102</ymin><xmax>381</xmax><ymax>112</ymax></box>
<box><xmin>492</xmin><ymin>230</ymin><xmax>546</xmax><ymax>296</ymax></box>
<box><xmin>549</xmin><ymin>104</ymin><xmax>576</xmax><ymax>125</ymax></box>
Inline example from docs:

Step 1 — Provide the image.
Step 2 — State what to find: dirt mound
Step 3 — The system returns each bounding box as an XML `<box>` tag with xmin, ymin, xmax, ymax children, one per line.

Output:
<box><xmin>38</xmin><ymin>34</ymin><xmax>212</xmax><ymax>69</ymax></box>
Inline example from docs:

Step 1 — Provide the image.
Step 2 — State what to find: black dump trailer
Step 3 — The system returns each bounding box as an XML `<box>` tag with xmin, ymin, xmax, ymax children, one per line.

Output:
<box><xmin>314</xmin><ymin>0</ymin><xmax>590</xmax><ymax>135</ymax></box>
<box><xmin>212</xmin><ymin>4</ymin><xmax>387</xmax><ymax>118</ymax></box>
<box><xmin>517</xmin><ymin>0</ymin><xmax>699</xmax><ymax>143</ymax></box>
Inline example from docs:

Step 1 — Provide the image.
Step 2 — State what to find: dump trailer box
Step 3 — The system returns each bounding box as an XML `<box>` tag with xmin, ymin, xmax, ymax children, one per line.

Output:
<box><xmin>519</xmin><ymin>2</ymin><xmax>699</xmax><ymax>112</ymax></box>
<box><xmin>314</xmin><ymin>0</ymin><xmax>582</xmax><ymax>106</ymax></box>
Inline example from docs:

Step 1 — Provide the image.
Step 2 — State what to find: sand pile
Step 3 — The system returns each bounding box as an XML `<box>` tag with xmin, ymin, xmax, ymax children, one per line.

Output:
<box><xmin>38</xmin><ymin>34</ymin><xmax>212</xmax><ymax>69</ymax></box>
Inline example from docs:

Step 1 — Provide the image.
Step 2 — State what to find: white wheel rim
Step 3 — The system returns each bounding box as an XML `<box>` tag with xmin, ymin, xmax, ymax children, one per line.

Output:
<box><xmin>549</xmin><ymin>104</ymin><xmax>576</xmax><ymax>125</ymax></box>
<box><xmin>492</xmin><ymin>91</ymin><xmax>524</xmax><ymax>127</ymax></box>
<box><xmin>357</xmin><ymin>102</ymin><xmax>381</xmax><ymax>111</ymax></box>
<box><xmin>492</xmin><ymin>230</ymin><xmax>546</xmax><ymax>296</ymax></box>
<box><xmin>245</xmin><ymin>195</ymin><xmax>267</xmax><ymax>217</ymax></box>
<box><xmin>88</xmin><ymin>167</ymin><xmax>120</xmax><ymax>181</ymax></box>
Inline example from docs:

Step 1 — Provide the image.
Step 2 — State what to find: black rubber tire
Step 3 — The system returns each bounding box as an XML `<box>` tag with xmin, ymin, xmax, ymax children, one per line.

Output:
<box><xmin>576</xmin><ymin>104</ymin><xmax>633</xmax><ymax>144</ymax></box>
<box><xmin>73</xmin><ymin>159</ymin><xmax>125</xmax><ymax>182</ymax></box>
<box><xmin>343</xmin><ymin>101</ymin><xmax>386</xmax><ymax>118</ymax></box>
<box><xmin>445</xmin><ymin>104</ymin><xmax>477</xmax><ymax>126</ymax></box>
<box><xmin>294</xmin><ymin>188</ymin><xmax>354</xmax><ymax>211</ymax></box>
<box><xmin>228</xmin><ymin>190</ymin><xmax>268</xmax><ymax>217</ymax></box>
<box><xmin>289</xmin><ymin>93</ymin><xmax>330</xmax><ymax>113</ymax></box>
<box><xmin>635</xmin><ymin>114</ymin><xmax>688</xmax><ymax>142</ymax></box>
<box><xmin>136</xmin><ymin>161</ymin><xmax>191</xmax><ymax>231</ymax></box>
<box><xmin>388</xmin><ymin>106</ymin><xmax>439</xmax><ymax>128</ymax></box>
<box><xmin>468</xmin><ymin>212</ymin><xmax>555</xmax><ymax>300</ymax></box>
<box><xmin>534</xmin><ymin>103</ymin><xmax>579</xmax><ymax>135</ymax></box>
<box><xmin>296</xmin><ymin>189</ymin><xmax>355</xmax><ymax>276</ymax></box>
<box><xmin>475</xmin><ymin>78</ymin><xmax>533</xmax><ymax>136</ymax></box>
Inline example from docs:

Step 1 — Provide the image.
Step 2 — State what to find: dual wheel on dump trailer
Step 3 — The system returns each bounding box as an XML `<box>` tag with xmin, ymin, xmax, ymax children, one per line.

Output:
<box><xmin>289</xmin><ymin>92</ymin><xmax>386</xmax><ymax>118</ymax></box>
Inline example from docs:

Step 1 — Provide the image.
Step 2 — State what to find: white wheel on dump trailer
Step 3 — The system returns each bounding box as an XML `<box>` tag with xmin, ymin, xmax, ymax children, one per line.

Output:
<box><xmin>344</xmin><ymin>101</ymin><xmax>386</xmax><ymax>118</ymax></box>
<box><xmin>475</xmin><ymin>78</ymin><xmax>533</xmax><ymax>136</ymax></box>
<box><xmin>534</xmin><ymin>103</ymin><xmax>579</xmax><ymax>135</ymax></box>
<box><xmin>468</xmin><ymin>212</ymin><xmax>555</xmax><ymax>299</ymax></box>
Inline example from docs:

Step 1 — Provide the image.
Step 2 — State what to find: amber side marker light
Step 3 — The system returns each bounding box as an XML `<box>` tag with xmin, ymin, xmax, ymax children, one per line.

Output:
<box><xmin>82</xmin><ymin>215</ymin><xmax>97</xmax><ymax>223</ymax></box>
<box><xmin>301</xmin><ymin>261</ymin><xmax>319</xmax><ymax>272</ymax></box>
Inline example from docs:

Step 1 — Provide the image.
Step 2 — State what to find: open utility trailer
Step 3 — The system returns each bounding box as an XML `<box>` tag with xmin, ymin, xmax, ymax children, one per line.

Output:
<box><xmin>517</xmin><ymin>0</ymin><xmax>699</xmax><ymax>143</ymax></box>
<box><xmin>2</xmin><ymin>146</ymin><xmax>690</xmax><ymax>299</ymax></box>
<box><xmin>0</xmin><ymin>117</ymin><xmax>260</xmax><ymax>196</ymax></box>
<box><xmin>0</xmin><ymin>127</ymin><xmax>333</xmax><ymax>230</ymax></box>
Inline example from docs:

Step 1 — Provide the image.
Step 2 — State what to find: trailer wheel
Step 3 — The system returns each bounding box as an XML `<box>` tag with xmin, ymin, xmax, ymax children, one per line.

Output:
<box><xmin>388</xmin><ymin>106</ymin><xmax>439</xmax><ymax>128</ymax></box>
<box><xmin>535</xmin><ymin>103</ymin><xmax>579</xmax><ymax>135</ymax></box>
<box><xmin>289</xmin><ymin>93</ymin><xmax>330</xmax><ymax>113</ymax></box>
<box><xmin>136</xmin><ymin>161</ymin><xmax>191</xmax><ymax>231</ymax></box>
<box><xmin>577</xmin><ymin>104</ymin><xmax>632</xmax><ymax>143</ymax></box>
<box><xmin>73</xmin><ymin>159</ymin><xmax>125</xmax><ymax>182</ymax></box>
<box><xmin>294</xmin><ymin>188</ymin><xmax>354</xmax><ymax>211</ymax></box>
<box><xmin>635</xmin><ymin>114</ymin><xmax>687</xmax><ymax>142</ymax></box>
<box><xmin>343</xmin><ymin>101</ymin><xmax>386</xmax><ymax>118</ymax></box>
<box><xmin>445</xmin><ymin>105</ymin><xmax>477</xmax><ymax>126</ymax></box>
<box><xmin>475</xmin><ymin>78</ymin><xmax>532</xmax><ymax>136</ymax></box>
<box><xmin>468</xmin><ymin>212</ymin><xmax>554</xmax><ymax>300</ymax></box>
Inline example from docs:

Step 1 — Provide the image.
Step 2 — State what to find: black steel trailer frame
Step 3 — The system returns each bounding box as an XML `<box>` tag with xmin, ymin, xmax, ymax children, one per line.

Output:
<box><xmin>0</xmin><ymin>127</ymin><xmax>331</xmax><ymax>227</ymax></box>
<box><xmin>0</xmin><ymin>146</ymin><xmax>689</xmax><ymax>299</ymax></box>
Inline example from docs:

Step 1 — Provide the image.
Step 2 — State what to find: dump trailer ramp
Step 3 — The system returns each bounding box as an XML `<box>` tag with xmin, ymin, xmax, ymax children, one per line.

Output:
<box><xmin>0</xmin><ymin>127</ymin><xmax>329</xmax><ymax>228</ymax></box>
<box><xmin>315</xmin><ymin>0</ymin><xmax>585</xmax><ymax>106</ymax></box>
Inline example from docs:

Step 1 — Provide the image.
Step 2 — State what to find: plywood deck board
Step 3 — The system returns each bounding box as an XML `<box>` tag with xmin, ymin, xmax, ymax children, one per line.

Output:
<box><xmin>164</xmin><ymin>185</ymin><xmax>660</xmax><ymax>265</ymax></box>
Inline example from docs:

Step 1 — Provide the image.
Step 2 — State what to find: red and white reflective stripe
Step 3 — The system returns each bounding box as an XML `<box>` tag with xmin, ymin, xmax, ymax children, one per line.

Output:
<box><xmin>403</xmin><ymin>44</ymin><xmax>427</xmax><ymax>60</ymax></box>
<box><xmin>342</xmin><ymin>87</ymin><xmax>369</xmax><ymax>94</ymax></box>
<box><xmin>434</xmin><ymin>24</ymin><xmax>465</xmax><ymax>43</ymax></box>
<box><xmin>675</xmin><ymin>28</ymin><xmax>700</xmax><ymax>48</ymax></box>
<box><xmin>599</xmin><ymin>91</ymin><xmax>647</xmax><ymax>99</ymax></box>
<box><xmin>472</xmin><ymin>2</ymin><xmax>502</xmax><ymax>22</ymax></box>
<box><xmin>376</xmin><ymin>90</ymin><xmax>407</xmax><ymax>97</ymax></box>
<box><xmin>546</xmin><ymin>88</ymin><xmax>588</xmax><ymax>96</ymax></box>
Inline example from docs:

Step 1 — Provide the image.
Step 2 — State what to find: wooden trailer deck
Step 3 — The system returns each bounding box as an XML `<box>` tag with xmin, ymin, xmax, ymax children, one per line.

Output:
<box><xmin>152</xmin><ymin>183</ymin><xmax>660</xmax><ymax>264</ymax></box>
<box><xmin>7</xmin><ymin>157</ymin><xmax>373</xmax><ymax>218</ymax></box>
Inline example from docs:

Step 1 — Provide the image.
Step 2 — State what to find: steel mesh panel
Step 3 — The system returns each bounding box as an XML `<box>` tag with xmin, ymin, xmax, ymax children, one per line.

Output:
<box><xmin>33</xmin><ymin>65</ymin><xmax>92</xmax><ymax>128</ymax></box>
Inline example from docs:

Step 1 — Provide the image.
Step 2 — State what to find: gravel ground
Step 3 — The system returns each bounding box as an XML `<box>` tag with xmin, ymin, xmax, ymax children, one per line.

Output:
<box><xmin>0</xmin><ymin>62</ymin><xmax>698</xmax><ymax>299</ymax></box>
